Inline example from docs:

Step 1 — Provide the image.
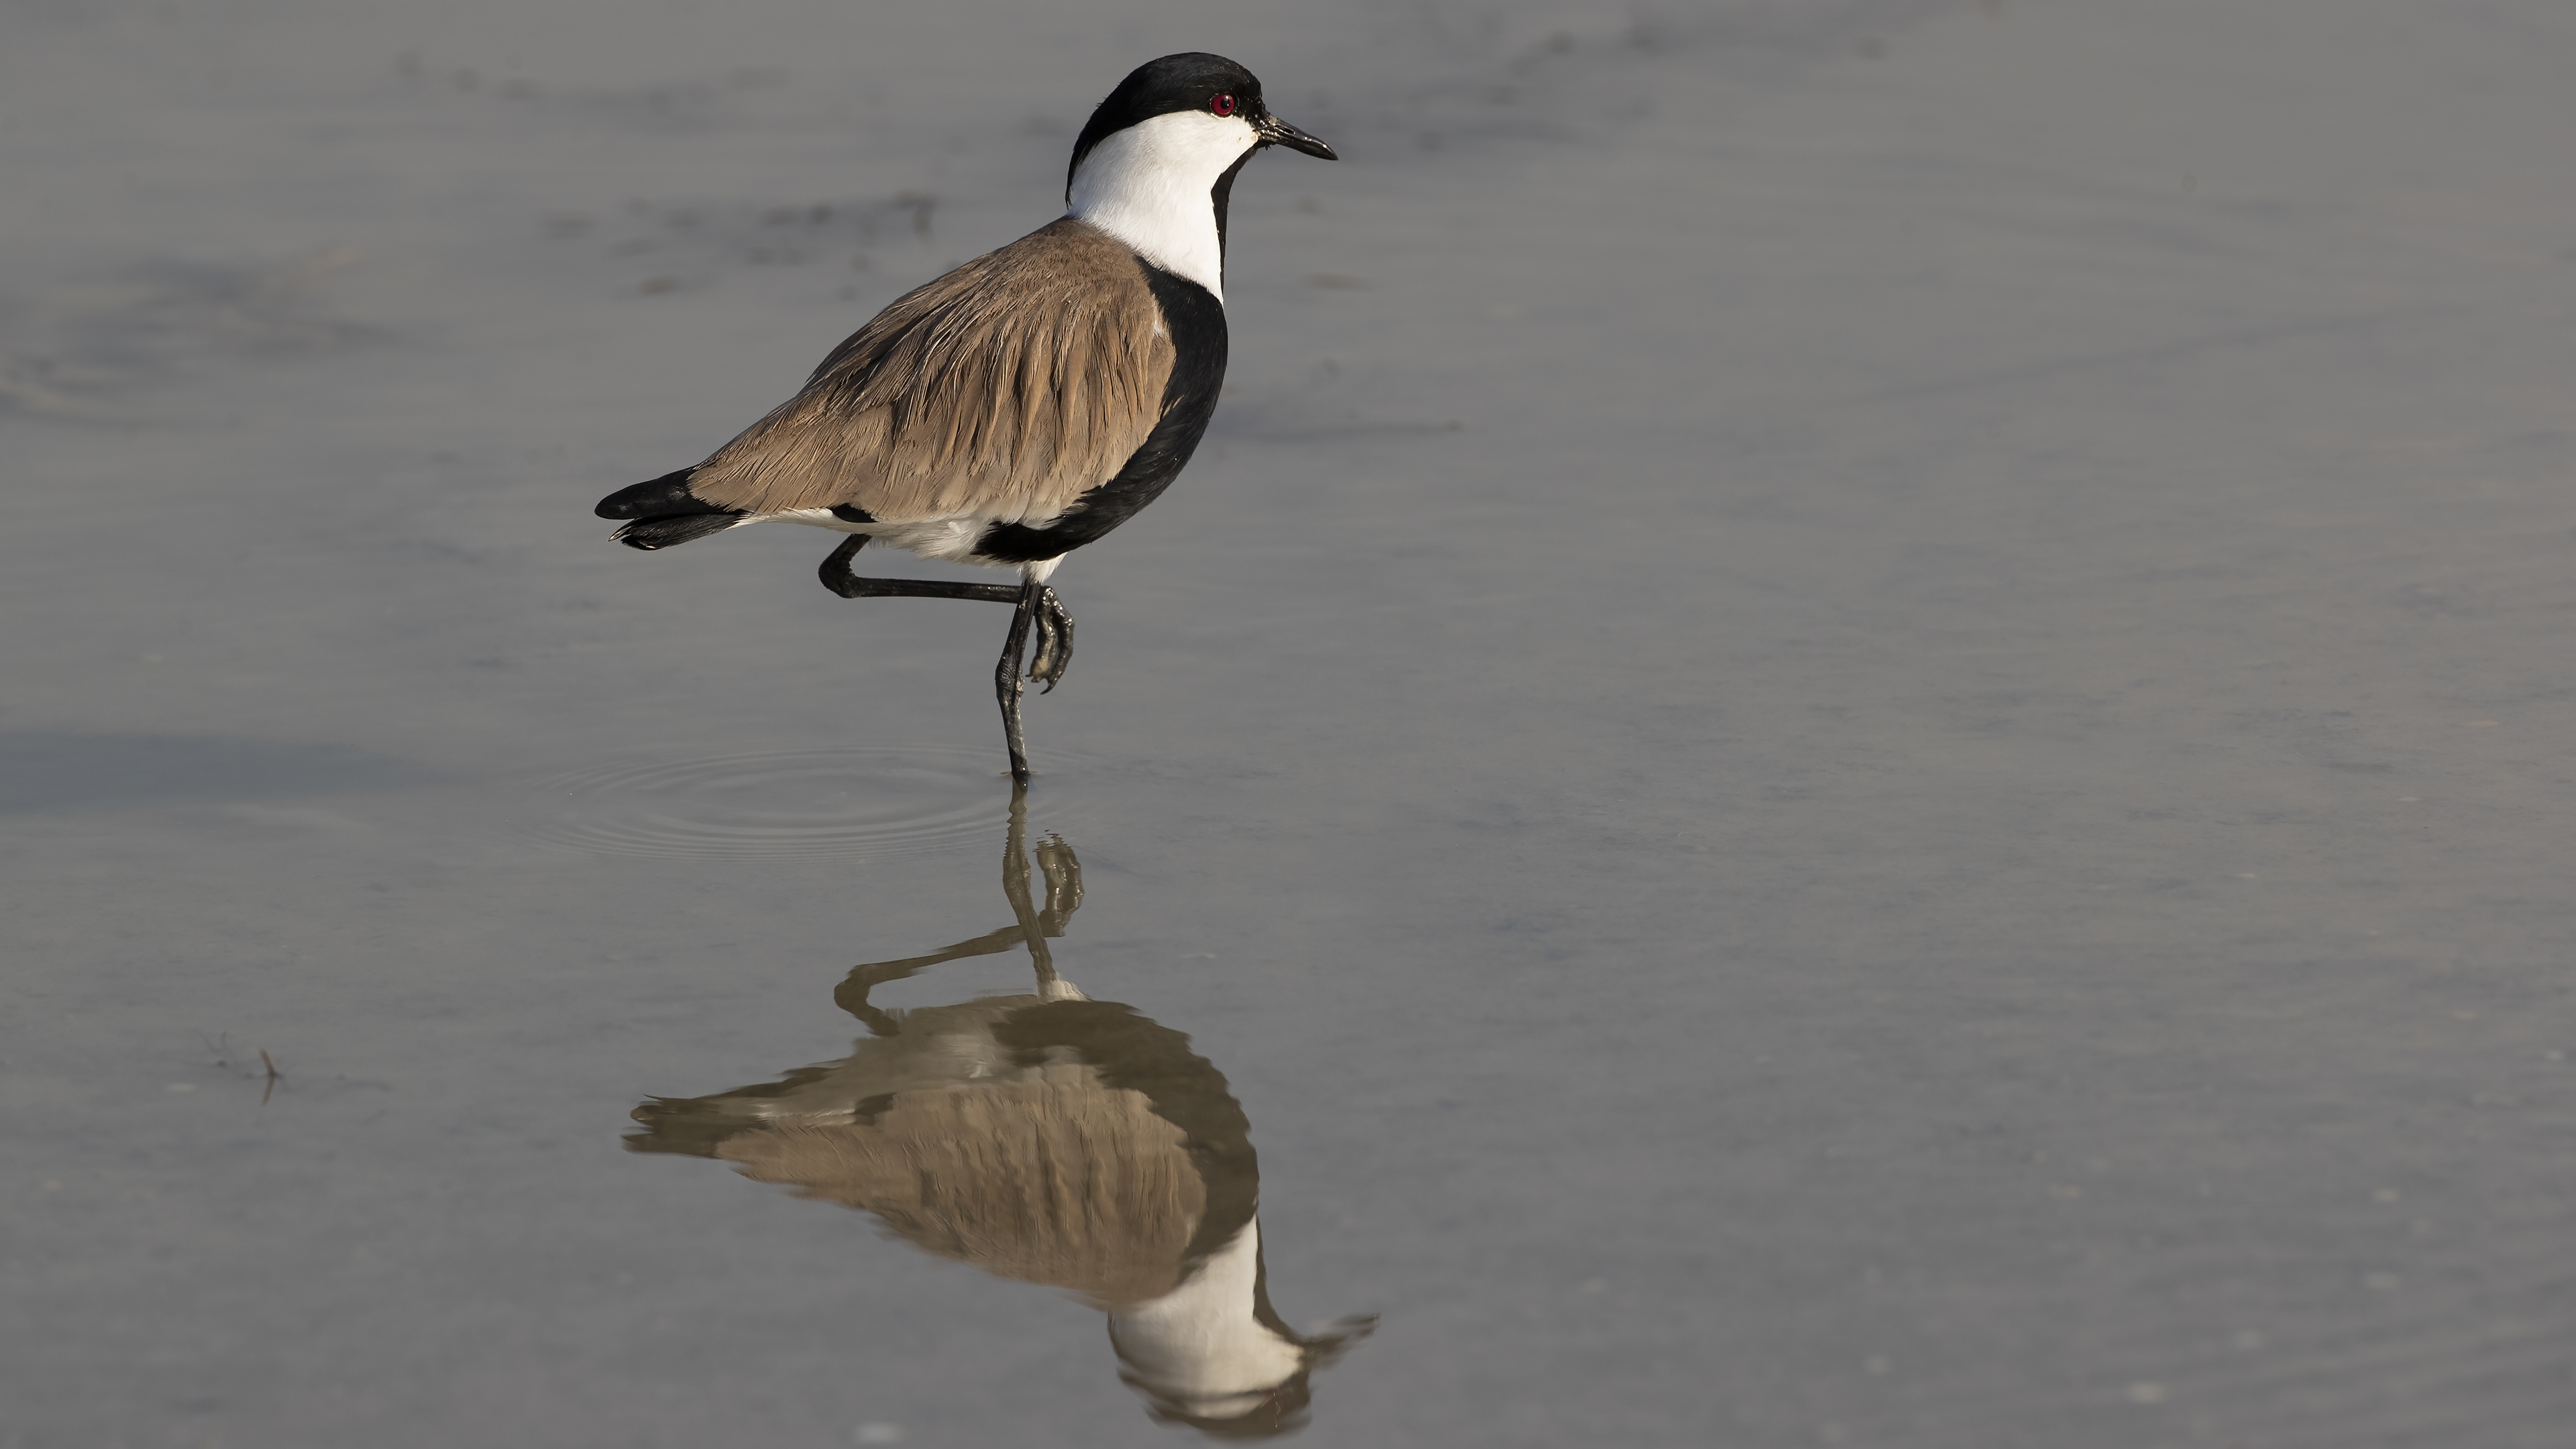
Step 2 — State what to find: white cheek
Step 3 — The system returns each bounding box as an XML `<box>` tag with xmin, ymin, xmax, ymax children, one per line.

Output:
<box><xmin>1066</xmin><ymin>110</ymin><xmax>1258</xmax><ymax>299</ymax></box>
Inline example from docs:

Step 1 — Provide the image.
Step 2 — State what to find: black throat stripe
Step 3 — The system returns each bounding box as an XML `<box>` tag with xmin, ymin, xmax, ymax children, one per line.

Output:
<box><xmin>973</xmin><ymin>258</ymin><xmax>1228</xmax><ymax>564</ymax></box>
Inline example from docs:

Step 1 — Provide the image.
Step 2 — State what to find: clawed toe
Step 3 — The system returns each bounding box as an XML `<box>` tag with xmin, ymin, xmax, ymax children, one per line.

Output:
<box><xmin>1026</xmin><ymin>586</ymin><xmax>1075</xmax><ymax>691</ymax></box>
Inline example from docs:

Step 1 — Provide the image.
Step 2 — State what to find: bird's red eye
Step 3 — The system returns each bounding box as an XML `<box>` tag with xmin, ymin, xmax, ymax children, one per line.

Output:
<box><xmin>1209</xmin><ymin>93</ymin><xmax>1238</xmax><ymax>117</ymax></box>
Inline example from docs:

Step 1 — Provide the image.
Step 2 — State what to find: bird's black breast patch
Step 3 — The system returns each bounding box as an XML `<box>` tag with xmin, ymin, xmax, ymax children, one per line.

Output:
<box><xmin>973</xmin><ymin>260</ymin><xmax>1228</xmax><ymax>563</ymax></box>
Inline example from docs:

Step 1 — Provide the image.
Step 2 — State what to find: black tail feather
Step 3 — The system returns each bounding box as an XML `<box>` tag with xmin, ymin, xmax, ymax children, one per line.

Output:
<box><xmin>614</xmin><ymin>513</ymin><xmax>741</xmax><ymax>551</ymax></box>
<box><xmin>598</xmin><ymin>466</ymin><xmax>744</xmax><ymax>550</ymax></box>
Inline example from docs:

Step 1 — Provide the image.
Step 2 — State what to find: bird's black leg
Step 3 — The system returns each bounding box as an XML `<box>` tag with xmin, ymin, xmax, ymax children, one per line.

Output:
<box><xmin>996</xmin><ymin>584</ymin><xmax>1040</xmax><ymax>784</ymax></box>
<box><xmin>816</xmin><ymin>535</ymin><xmax>1021</xmax><ymax>603</ymax></box>
<box><xmin>821</xmin><ymin>542</ymin><xmax>1075</xmax><ymax>682</ymax></box>
<box><xmin>819</xmin><ymin>539</ymin><xmax>1070</xmax><ymax>781</ymax></box>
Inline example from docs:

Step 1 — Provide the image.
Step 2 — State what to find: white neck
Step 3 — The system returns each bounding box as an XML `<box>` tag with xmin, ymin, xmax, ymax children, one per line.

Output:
<box><xmin>1066</xmin><ymin>110</ymin><xmax>1257</xmax><ymax>301</ymax></box>
<box><xmin>1106</xmin><ymin>1220</ymin><xmax>1302</xmax><ymax>1415</ymax></box>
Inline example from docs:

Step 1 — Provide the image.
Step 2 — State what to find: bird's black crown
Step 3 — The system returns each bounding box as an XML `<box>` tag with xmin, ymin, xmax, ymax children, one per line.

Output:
<box><xmin>1067</xmin><ymin>52</ymin><xmax>1268</xmax><ymax>185</ymax></box>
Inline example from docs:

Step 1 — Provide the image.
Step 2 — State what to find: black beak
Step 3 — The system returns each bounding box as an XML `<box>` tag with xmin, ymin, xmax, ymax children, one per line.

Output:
<box><xmin>1256</xmin><ymin>111</ymin><xmax>1337</xmax><ymax>160</ymax></box>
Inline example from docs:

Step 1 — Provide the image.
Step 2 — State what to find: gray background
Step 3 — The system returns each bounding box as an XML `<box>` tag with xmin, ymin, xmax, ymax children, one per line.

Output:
<box><xmin>6</xmin><ymin>1</ymin><xmax>2575</xmax><ymax>1444</ymax></box>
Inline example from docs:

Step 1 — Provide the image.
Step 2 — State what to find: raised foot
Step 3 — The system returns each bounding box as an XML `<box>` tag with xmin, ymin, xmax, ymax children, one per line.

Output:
<box><xmin>1026</xmin><ymin>586</ymin><xmax>1075</xmax><ymax>692</ymax></box>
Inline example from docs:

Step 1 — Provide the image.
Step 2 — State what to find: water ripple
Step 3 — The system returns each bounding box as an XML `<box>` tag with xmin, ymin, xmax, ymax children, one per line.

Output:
<box><xmin>525</xmin><ymin>746</ymin><xmax>1020</xmax><ymax>862</ymax></box>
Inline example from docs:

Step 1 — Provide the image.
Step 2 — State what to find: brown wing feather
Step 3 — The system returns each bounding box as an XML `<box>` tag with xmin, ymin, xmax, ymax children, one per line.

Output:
<box><xmin>686</xmin><ymin>218</ymin><xmax>1175</xmax><ymax>524</ymax></box>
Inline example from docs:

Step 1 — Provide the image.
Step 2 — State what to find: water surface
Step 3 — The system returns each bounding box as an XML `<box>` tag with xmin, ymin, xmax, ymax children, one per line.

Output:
<box><xmin>8</xmin><ymin>1</ymin><xmax>2576</xmax><ymax>1444</ymax></box>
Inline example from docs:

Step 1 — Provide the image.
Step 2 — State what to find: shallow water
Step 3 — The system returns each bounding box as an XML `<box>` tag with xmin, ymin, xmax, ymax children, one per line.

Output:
<box><xmin>9</xmin><ymin>1</ymin><xmax>2576</xmax><ymax>1444</ymax></box>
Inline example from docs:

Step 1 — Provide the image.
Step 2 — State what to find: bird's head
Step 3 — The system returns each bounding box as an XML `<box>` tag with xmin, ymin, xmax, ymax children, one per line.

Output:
<box><xmin>1067</xmin><ymin>52</ymin><xmax>1335</xmax><ymax>205</ymax></box>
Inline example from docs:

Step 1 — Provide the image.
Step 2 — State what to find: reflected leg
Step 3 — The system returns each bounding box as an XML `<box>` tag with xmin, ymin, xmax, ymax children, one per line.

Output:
<box><xmin>829</xmin><ymin>782</ymin><xmax>1087</xmax><ymax>1026</ymax></box>
<box><xmin>998</xmin><ymin>783</ymin><xmax>1083</xmax><ymax>999</ymax></box>
<box><xmin>830</xmin><ymin>926</ymin><xmax>1024</xmax><ymax>1032</ymax></box>
<box><xmin>1034</xmin><ymin>830</ymin><xmax>1083</xmax><ymax>936</ymax></box>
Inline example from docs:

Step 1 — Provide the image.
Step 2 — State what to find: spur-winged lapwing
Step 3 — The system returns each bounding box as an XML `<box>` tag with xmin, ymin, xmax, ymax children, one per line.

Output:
<box><xmin>595</xmin><ymin>54</ymin><xmax>1334</xmax><ymax>783</ymax></box>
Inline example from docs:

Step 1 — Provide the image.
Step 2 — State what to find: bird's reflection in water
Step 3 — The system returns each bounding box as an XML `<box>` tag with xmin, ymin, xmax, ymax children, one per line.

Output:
<box><xmin>627</xmin><ymin>790</ymin><xmax>1375</xmax><ymax>1438</ymax></box>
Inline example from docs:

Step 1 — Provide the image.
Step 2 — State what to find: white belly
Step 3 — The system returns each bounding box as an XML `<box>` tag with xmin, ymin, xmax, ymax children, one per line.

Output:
<box><xmin>771</xmin><ymin>508</ymin><xmax>1062</xmax><ymax>578</ymax></box>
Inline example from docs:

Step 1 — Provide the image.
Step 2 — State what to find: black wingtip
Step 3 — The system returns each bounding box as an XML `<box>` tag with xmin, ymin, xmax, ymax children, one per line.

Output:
<box><xmin>597</xmin><ymin>467</ymin><xmax>709</xmax><ymax>520</ymax></box>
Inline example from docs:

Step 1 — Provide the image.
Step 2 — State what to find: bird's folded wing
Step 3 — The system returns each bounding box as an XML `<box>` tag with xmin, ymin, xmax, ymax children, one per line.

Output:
<box><xmin>687</xmin><ymin>218</ymin><xmax>1177</xmax><ymax>525</ymax></box>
